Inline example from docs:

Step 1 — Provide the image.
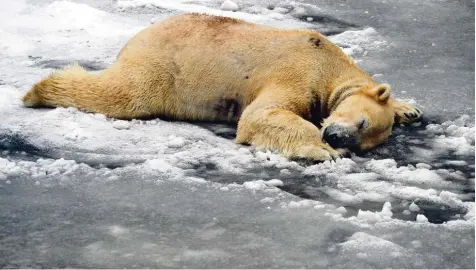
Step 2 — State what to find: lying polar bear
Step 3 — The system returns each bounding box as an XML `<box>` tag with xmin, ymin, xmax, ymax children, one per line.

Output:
<box><xmin>22</xmin><ymin>13</ymin><xmax>422</xmax><ymax>161</ymax></box>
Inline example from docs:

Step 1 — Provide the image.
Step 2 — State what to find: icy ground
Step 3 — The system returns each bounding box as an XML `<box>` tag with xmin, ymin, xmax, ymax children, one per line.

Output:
<box><xmin>0</xmin><ymin>0</ymin><xmax>474</xmax><ymax>268</ymax></box>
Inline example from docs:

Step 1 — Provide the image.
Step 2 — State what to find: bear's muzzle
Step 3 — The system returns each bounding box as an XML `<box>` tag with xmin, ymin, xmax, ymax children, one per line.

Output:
<box><xmin>322</xmin><ymin>124</ymin><xmax>359</xmax><ymax>149</ymax></box>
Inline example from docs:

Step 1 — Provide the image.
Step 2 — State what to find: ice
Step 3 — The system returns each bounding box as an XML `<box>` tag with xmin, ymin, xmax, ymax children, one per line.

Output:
<box><xmin>415</xmin><ymin>163</ymin><xmax>431</xmax><ymax>169</ymax></box>
<box><xmin>220</xmin><ymin>0</ymin><xmax>239</xmax><ymax>11</ymax></box>
<box><xmin>422</xmin><ymin>115</ymin><xmax>475</xmax><ymax>156</ymax></box>
<box><xmin>242</xmin><ymin>179</ymin><xmax>283</xmax><ymax>190</ymax></box>
<box><xmin>329</xmin><ymin>27</ymin><xmax>388</xmax><ymax>58</ymax></box>
<box><xmin>144</xmin><ymin>158</ymin><xmax>184</xmax><ymax>177</ymax></box>
<box><xmin>273</xmin><ymin>7</ymin><xmax>289</xmax><ymax>14</ymax></box>
<box><xmin>335</xmin><ymin>206</ymin><xmax>347</xmax><ymax>214</ymax></box>
<box><xmin>337</xmin><ymin>232</ymin><xmax>416</xmax><ymax>268</ymax></box>
<box><xmin>381</xmin><ymin>202</ymin><xmax>393</xmax><ymax>218</ymax></box>
<box><xmin>409</xmin><ymin>202</ymin><xmax>421</xmax><ymax>212</ymax></box>
<box><xmin>243</xmin><ymin>180</ymin><xmax>268</xmax><ymax>190</ymax></box>
<box><xmin>116</xmin><ymin>0</ymin><xmax>312</xmax><ymax>28</ymax></box>
<box><xmin>355</xmin><ymin>202</ymin><xmax>393</xmax><ymax>223</ymax></box>
<box><xmin>0</xmin><ymin>0</ymin><xmax>474</xmax><ymax>268</ymax></box>
<box><xmin>284</xmin><ymin>199</ymin><xmax>321</xmax><ymax>209</ymax></box>
<box><xmin>265</xmin><ymin>179</ymin><xmax>284</xmax><ymax>187</ymax></box>
<box><xmin>416</xmin><ymin>214</ymin><xmax>429</xmax><ymax>223</ymax></box>
<box><xmin>112</xmin><ymin>120</ymin><xmax>131</xmax><ymax>130</ymax></box>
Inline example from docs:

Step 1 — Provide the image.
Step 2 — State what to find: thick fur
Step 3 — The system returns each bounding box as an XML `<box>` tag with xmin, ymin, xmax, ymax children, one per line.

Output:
<box><xmin>23</xmin><ymin>13</ymin><xmax>422</xmax><ymax>161</ymax></box>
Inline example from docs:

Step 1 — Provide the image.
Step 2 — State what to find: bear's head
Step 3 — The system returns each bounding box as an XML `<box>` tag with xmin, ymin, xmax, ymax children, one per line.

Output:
<box><xmin>321</xmin><ymin>84</ymin><xmax>394</xmax><ymax>151</ymax></box>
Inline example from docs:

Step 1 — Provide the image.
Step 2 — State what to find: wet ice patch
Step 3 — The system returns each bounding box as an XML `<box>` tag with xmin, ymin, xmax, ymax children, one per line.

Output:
<box><xmin>299</xmin><ymin>153</ymin><xmax>473</xmax><ymax>222</ymax></box>
<box><xmin>116</xmin><ymin>0</ymin><xmax>354</xmax><ymax>31</ymax></box>
<box><xmin>425</xmin><ymin>116</ymin><xmax>475</xmax><ymax>156</ymax></box>
<box><xmin>0</xmin><ymin>84</ymin><xmax>306</xmax><ymax>175</ymax></box>
<box><xmin>338</xmin><ymin>232</ymin><xmax>417</xmax><ymax>267</ymax></box>
<box><xmin>33</xmin><ymin>59</ymin><xmax>109</xmax><ymax>71</ymax></box>
<box><xmin>0</xmin><ymin>0</ymin><xmax>145</xmax><ymax>89</ymax></box>
<box><xmin>329</xmin><ymin>27</ymin><xmax>389</xmax><ymax>58</ymax></box>
<box><xmin>117</xmin><ymin>0</ymin><xmax>290</xmax><ymax>25</ymax></box>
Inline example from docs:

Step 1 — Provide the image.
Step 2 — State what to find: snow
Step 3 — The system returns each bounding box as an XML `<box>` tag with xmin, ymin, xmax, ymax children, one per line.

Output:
<box><xmin>329</xmin><ymin>27</ymin><xmax>388</xmax><ymax>58</ymax></box>
<box><xmin>409</xmin><ymin>202</ymin><xmax>421</xmax><ymax>212</ymax></box>
<box><xmin>112</xmin><ymin>120</ymin><xmax>131</xmax><ymax>130</ymax></box>
<box><xmin>265</xmin><ymin>179</ymin><xmax>284</xmax><ymax>187</ymax></box>
<box><xmin>415</xmin><ymin>163</ymin><xmax>431</xmax><ymax>169</ymax></box>
<box><xmin>220</xmin><ymin>0</ymin><xmax>239</xmax><ymax>12</ymax></box>
<box><xmin>243</xmin><ymin>179</ymin><xmax>284</xmax><ymax>190</ymax></box>
<box><xmin>243</xmin><ymin>180</ymin><xmax>268</xmax><ymax>190</ymax></box>
<box><xmin>116</xmin><ymin>0</ymin><xmax>311</xmax><ymax>28</ymax></box>
<box><xmin>355</xmin><ymin>202</ymin><xmax>393</xmax><ymax>223</ymax></box>
<box><xmin>0</xmin><ymin>0</ymin><xmax>473</xmax><ymax>268</ymax></box>
<box><xmin>416</xmin><ymin>214</ymin><xmax>429</xmax><ymax>223</ymax></box>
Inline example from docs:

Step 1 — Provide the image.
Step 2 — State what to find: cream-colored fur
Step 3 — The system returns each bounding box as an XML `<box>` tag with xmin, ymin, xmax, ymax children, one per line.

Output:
<box><xmin>22</xmin><ymin>13</ymin><xmax>422</xmax><ymax>161</ymax></box>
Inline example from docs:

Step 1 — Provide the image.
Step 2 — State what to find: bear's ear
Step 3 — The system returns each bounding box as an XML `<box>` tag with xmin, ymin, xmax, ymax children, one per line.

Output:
<box><xmin>367</xmin><ymin>84</ymin><xmax>391</xmax><ymax>103</ymax></box>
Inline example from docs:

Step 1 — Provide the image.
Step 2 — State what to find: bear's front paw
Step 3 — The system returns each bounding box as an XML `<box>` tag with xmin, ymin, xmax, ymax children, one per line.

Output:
<box><xmin>393</xmin><ymin>103</ymin><xmax>422</xmax><ymax>124</ymax></box>
<box><xmin>294</xmin><ymin>143</ymin><xmax>344</xmax><ymax>161</ymax></box>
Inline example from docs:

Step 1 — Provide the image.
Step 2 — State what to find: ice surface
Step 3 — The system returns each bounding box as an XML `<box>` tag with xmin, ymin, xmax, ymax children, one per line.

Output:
<box><xmin>0</xmin><ymin>0</ymin><xmax>473</xmax><ymax>268</ymax></box>
<box><xmin>117</xmin><ymin>0</ymin><xmax>310</xmax><ymax>28</ymax></box>
<box><xmin>329</xmin><ymin>27</ymin><xmax>388</xmax><ymax>58</ymax></box>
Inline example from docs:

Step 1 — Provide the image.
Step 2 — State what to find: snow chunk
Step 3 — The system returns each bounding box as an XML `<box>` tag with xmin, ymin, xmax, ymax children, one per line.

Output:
<box><xmin>243</xmin><ymin>179</ymin><xmax>283</xmax><ymax>190</ymax></box>
<box><xmin>220</xmin><ymin>0</ymin><xmax>239</xmax><ymax>12</ymax></box>
<box><xmin>416</xmin><ymin>214</ymin><xmax>429</xmax><ymax>223</ymax></box>
<box><xmin>381</xmin><ymin>202</ymin><xmax>393</xmax><ymax>218</ymax></box>
<box><xmin>330</xmin><ymin>28</ymin><xmax>388</xmax><ymax>57</ymax></box>
<box><xmin>112</xmin><ymin>120</ymin><xmax>131</xmax><ymax>130</ymax></box>
<box><xmin>415</xmin><ymin>163</ymin><xmax>431</xmax><ymax>169</ymax></box>
<box><xmin>285</xmin><ymin>199</ymin><xmax>321</xmax><ymax>209</ymax></box>
<box><xmin>444</xmin><ymin>160</ymin><xmax>468</xmax><ymax>166</ymax></box>
<box><xmin>335</xmin><ymin>206</ymin><xmax>348</xmax><ymax>214</ymax></box>
<box><xmin>243</xmin><ymin>180</ymin><xmax>268</xmax><ymax>190</ymax></box>
<box><xmin>356</xmin><ymin>202</ymin><xmax>393</xmax><ymax>223</ymax></box>
<box><xmin>409</xmin><ymin>202</ymin><xmax>420</xmax><ymax>212</ymax></box>
<box><xmin>144</xmin><ymin>158</ymin><xmax>183</xmax><ymax>178</ymax></box>
<box><xmin>167</xmin><ymin>136</ymin><xmax>186</xmax><ymax>148</ymax></box>
<box><xmin>265</xmin><ymin>179</ymin><xmax>284</xmax><ymax>187</ymax></box>
<box><xmin>340</xmin><ymin>232</ymin><xmax>406</xmax><ymax>255</ymax></box>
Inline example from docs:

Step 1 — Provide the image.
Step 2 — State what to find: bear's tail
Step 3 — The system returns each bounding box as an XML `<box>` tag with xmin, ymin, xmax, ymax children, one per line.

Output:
<box><xmin>23</xmin><ymin>64</ymin><xmax>92</xmax><ymax>108</ymax></box>
<box><xmin>22</xmin><ymin>64</ymin><xmax>135</xmax><ymax>119</ymax></box>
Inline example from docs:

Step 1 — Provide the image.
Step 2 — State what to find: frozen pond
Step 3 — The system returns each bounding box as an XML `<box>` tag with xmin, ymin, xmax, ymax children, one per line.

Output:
<box><xmin>0</xmin><ymin>0</ymin><xmax>474</xmax><ymax>268</ymax></box>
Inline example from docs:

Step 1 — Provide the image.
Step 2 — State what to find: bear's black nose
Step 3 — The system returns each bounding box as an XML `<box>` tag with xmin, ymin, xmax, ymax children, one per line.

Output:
<box><xmin>322</xmin><ymin>125</ymin><xmax>347</xmax><ymax>149</ymax></box>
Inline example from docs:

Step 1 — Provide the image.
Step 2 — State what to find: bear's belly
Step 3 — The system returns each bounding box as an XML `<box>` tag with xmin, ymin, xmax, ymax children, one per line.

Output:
<box><xmin>167</xmin><ymin>71</ymin><xmax>248</xmax><ymax>122</ymax></box>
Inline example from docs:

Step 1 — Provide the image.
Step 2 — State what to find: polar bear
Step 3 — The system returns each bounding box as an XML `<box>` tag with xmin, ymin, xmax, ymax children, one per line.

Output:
<box><xmin>22</xmin><ymin>13</ymin><xmax>422</xmax><ymax>161</ymax></box>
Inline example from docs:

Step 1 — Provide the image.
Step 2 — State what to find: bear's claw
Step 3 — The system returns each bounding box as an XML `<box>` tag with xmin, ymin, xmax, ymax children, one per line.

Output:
<box><xmin>393</xmin><ymin>103</ymin><xmax>422</xmax><ymax>125</ymax></box>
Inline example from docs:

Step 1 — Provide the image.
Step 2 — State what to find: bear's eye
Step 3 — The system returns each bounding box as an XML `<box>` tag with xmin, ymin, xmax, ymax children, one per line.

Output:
<box><xmin>357</xmin><ymin>119</ymin><xmax>367</xmax><ymax>130</ymax></box>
